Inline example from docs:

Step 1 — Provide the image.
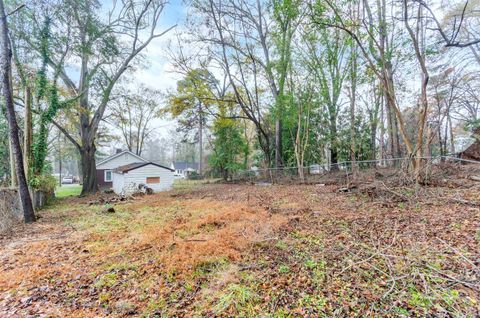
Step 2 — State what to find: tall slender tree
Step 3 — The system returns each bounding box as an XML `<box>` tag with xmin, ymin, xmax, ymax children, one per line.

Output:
<box><xmin>0</xmin><ymin>0</ymin><xmax>35</xmax><ymax>222</ymax></box>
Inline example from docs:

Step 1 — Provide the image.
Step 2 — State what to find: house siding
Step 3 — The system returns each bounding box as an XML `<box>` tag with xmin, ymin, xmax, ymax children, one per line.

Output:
<box><xmin>113</xmin><ymin>165</ymin><xmax>174</xmax><ymax>194</ymax></box>
<box><xmin>96</xmin><ymin>152</ymin><xmax>147</xmax><ymax>170</ymax></box>
<box><xmin>112</xmin><ymin>173</ymin><xmax>125</xmax><ymax>194</ymax></box>
<box><xmin>96</xmin><ymin>152</ymin><xmax>147</xmax><ymax>189</ymax></box>
<box><xmin>96</xmin><ymin>169</ymin><xmax>112</xmax><ymax>188</ymax></box>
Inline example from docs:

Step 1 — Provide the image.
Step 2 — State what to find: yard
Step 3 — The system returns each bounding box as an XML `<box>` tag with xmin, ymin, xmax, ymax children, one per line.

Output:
<box><xmin>56</xmin><ymin>184</ymin><xmax>82</xmax><ymax>198</ymax></box>
<box><xmin>0</xmin><ymin>177</ymin><xmax>479</xmax><ymax>317</ymax></box>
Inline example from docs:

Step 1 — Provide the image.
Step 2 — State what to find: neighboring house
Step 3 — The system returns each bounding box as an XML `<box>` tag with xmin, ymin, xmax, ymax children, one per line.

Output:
<box><xmin>170</xmin><ymin>161</ymin><xmax>200</xmax><ymax>178</ymax></box>
<box><xmin>459</xmin><ymin>128</ymin><xmax>480</xmax><ymax>162</ymax></box>
<box><xmin>96</xmin><ymin>150</ymin><xmax>147</xmax><ymax>188</ymax></box>
<box><xmin>112</xmin><ymin>162</ymin><xmax>174</xmax><ymax>194</ymax></box>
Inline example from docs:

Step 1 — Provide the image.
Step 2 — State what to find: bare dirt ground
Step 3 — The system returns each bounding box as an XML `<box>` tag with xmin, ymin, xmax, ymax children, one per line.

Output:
<box><xmin>0</xmin><ymin>173</ymin><xmax>479</xmax><ymax>317</ymax></box>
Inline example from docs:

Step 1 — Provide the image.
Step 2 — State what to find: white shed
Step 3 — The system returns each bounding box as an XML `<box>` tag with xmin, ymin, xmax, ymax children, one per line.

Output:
<box><xmin>112</xmin><ymin>162</ymin><xmax>175</xmax><ymax>195</ymax></box>
<box><xmin>96</xmin><ymin>150</ymin><xmax>147</xmax><ymax>188</ymax></box>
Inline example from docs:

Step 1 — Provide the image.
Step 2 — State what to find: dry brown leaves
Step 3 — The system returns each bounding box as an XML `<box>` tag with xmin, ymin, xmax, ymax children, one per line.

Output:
<box><xmin>0</xmin><ymin>174</ymin><xmax>479</xmax><ymax>317</ymax></box>
<box><xmin>135</xmin><ymin>199</ymin><xmax>286</xmax><ymax>273</ymax></box>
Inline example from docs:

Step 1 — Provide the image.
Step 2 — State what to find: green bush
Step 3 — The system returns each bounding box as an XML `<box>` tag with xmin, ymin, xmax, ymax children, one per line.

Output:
<box><xmin>30</xmin><ymin>174</ymin><xmax>57</xmax><ymax>195</ymax></box>
<box><xmin>187</xmin><ymin>171</ymin><xmax>202</xmax><ymax>180</ymax></box>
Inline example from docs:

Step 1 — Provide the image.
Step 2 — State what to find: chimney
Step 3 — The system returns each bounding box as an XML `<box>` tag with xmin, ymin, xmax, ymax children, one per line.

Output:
<box><xmin>115</xmin><ymin>148</ymin><xmax>123</xmax><ymax>154</ymax></box>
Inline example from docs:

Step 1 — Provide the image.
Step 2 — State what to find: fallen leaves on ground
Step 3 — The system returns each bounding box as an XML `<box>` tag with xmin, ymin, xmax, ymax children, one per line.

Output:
<box><xmin>0</xmin><ymin>178</ymin><xmax>479</xmax><ymax>317</ymax></box>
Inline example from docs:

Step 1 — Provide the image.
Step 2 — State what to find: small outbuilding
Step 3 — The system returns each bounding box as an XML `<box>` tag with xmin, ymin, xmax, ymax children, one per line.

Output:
<box><xmin>96</xmin><ymin>150</ymin><xmax>147</xmax><ymax>188</ymax></box>
<box><xmin>112</xmin><ymin>162</ymin><xmax>175</xmax><ymax>195</ymax></box>
<box><xmin>459</xmin><ymin>128</ymin><xmax>480</xmax><ymax>162</ymax></box>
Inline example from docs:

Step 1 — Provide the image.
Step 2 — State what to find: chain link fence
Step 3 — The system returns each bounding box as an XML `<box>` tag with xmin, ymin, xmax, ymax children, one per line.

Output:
<box><xmin>232</xmin><ymin>156</ymin><xmax>480</xmax><ymax>187</ymax></box>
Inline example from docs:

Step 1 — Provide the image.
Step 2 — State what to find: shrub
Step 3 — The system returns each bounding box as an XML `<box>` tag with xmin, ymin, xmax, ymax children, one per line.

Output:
<box><xmin>30</xmin><ymin>174</ymin><xmax>57</xmax><ymax>193</ymax></box>
<box><xmin>29</xmin><ymin>174</ymin><xmax>57</xmax><ymax>205</ymax></box>
<box><xmin>187</xmin><ymin>171</ymin><xmax>202</xmax><ymax>180</ymax></box>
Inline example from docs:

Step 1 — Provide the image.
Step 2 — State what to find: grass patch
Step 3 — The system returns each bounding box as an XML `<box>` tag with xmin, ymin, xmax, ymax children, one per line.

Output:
<box><xmin>214</xmin><ymin>283</ymin><xmax>258</xmax><ymax>315</ymax></box>
<box><xmin>278</xmin><ymin>264</ymin><xmax>290</xmax><ymax>274</ymax></box>
<box><xmin>94</xmin><ymin>272</ymin><xmax>118</xmax><ymax>289</ymax></box>
<box><xmin>173</xmin><ymin>178</ymin><xmax>220</xmax><ymax>191</ymax></box>
<box><xmin>55</xmin><ymin>184</ymin><xmax>82</xmax><ymax>198</ymax></box>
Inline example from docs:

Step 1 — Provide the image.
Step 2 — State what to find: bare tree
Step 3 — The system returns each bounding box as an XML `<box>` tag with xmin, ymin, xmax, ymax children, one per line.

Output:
<box><xmin>415</xmin><ymin>0</ymin><xmax>480</xmax><ymax>48</ymax></box>
<box><xmin>18</xmin><ymin>0</ymin><xmax>175</xmax><ymax>195</ymax></box>
<box><xmin>190</xmin><ymin>0</ymin><xmax>302</xmax><ymax>167</ymax></box>
<box><xmin>315</xmin><ymin>0</ymin><xmax>433</xmax><ymax>179</ymax></box>
<box><xmin>190</xmin><ymin>0</ymin><xmax>275</xmax><ymax>165</ymax></box>
<box><xmin>109</xmin><ymin>85</ymin><xmax>163</xmax><ymax>156</ymax></box>
<box><xmin>304</xmin><ymin>21</ymin><xmax>350</xmax><ymax>168</ymax></box>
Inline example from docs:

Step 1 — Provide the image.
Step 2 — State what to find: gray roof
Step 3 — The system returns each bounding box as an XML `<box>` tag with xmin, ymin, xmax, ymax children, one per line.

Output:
<box><xmin>115</xmin><ymin>162</ymin><xmax>174</xmax><ymax>173</ymax></box>
<box><xmin>172</xmin><ymin>161</ymin><xmax>199</xmax><ymax>170</ymax></box>
<box><xmin>96</xmin><ymin>150</ymin><xmax>146</xmax><ymax>167</ymax></box>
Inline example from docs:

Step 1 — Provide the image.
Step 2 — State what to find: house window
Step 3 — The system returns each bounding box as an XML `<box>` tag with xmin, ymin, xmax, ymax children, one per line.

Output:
<box><xmin>146</xmin><ymin>177</ymin><xmax>160</xmax><ymax>184</ymax></box>
<box><xmin>105</xmin><ymin>170</ymin><xmax>113</xmax><ymax>182</ymax></box>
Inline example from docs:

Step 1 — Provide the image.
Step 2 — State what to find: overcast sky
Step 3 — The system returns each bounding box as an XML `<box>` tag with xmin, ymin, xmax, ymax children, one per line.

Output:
<box><xmin>133</xmin><ymin>0</ymin><xmax>187</xmax><ymax>91</ymax></box>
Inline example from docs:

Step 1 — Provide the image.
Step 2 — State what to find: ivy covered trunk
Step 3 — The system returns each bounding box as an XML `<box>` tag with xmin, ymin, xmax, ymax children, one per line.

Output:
<box><xmin>24</xmin><ymin>87</ymin><xmax>33</xmax><ymax>179</ymax></box>
<box><xmin>0</xmin><ymin>0</ymin><xmax>36</xmax><ymax>223</ymax></box>
<box><xmin>80</xmin><ymin>143</ymin><xmax>98</xmax><ymax>196</ymax></box>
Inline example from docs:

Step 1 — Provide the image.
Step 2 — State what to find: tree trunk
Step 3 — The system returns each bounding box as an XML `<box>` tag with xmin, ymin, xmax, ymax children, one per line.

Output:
<box><xmin>386</xmin><ymin>95</ymin><xmax>403</xmax><ymax>161</ymax></box>
<box><xmin>379</xmin><ymin>89</ymin><xmax>386</xmax><ymax>165</ymax></box>
<box><xmin>385</xmin><ymin>96</ymin><xmax>395</xmax><ymax>160</ymax></box>
<box><xmin>331</xmin><ymin>147</ymin><xmax>338</xmax><ymax>169</ymax></box>
<box><xmin>77</xmin><ymin>156</ymin><xmax>83</xmax><ymax>184</ymax></box>
<box><xmin>439</xmin><ymin>121</ymin><xmax>445</xmax><ymax>156</ymax></box>
<box><xmin>0</xmin><ymin>0</ymin><xmax>36</xmax><ymax>222</ymax></box>
<box><xmin>383</xmin><ymin>63</ymin><xmax>406</xmax><ymax>162</ymax></box>
<box><xmin>370</xmin><ymin>112</ymin><xmax>378</xmax><ymax>161</ymax></box>
<box><xmin>80</xmin><ymin>143</ymin><xmax>98</xmax><ymax>196</ymax></box>
<box><xmin>447</xmin><ymin>113</ymin><xmax>455</xmax><ymax>154</ymax></box>
<box><xmin>9</xmin><ymin>137</ymin><xmax>17</xmax><ymax>186</ymax></box>
<box><xmin>58</xmin><ymin>134</ymin><xmax>62</xmax><ymax>186</ymax></box>
<box><xmin>295</xmin><ymin>108</ymin><xmax>305</xmax><ymax>183</ymax></box>
<box><xmin>275</xmin><ymin>119</ymin><xmax>282</xmax><ymax>168</ymax></box>
<box><xmin>59</xmin><ymin>152</ymin><xmax>62</xmax><ymax>187</ymax></box>
<box><xmin>425</xmin><ymin>125</ymin><xmax>432</xmax><ymax>158</ymax></box>
<box><xmin>349</xmin><ymin>1</ymin><xmax>359</xmax><ymax>175</ymax></box>
<box><xmin>329</xmin><ymin>107</ymin><xmax>338</xmax><ymax>170</ymax></box>
<box><xmin>394</xmin><ymin>115</ymin><xmax>402</xmax><ymax>158</ymax></box>
<box><xmin>349</xmin><ymin>77</ymin><xmax>357</xmax><ymax>176</ymax></box>
<box><xmin>199</xmin><ymin>103</ymin><xmax>203</xmax><ymax>176</ymax></box>
<box><xmin>24</xmin><ymin>87</ymin><xmax>32</xmax><ymax>179</ymax></box>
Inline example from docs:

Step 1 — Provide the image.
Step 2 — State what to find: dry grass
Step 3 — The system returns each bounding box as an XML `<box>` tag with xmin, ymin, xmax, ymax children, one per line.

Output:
<box><xmin>137</xmin><ymin>199</ymin><xmax>285</xmax><ymax>273</ymax></box>
<box><xmin>0</xmin><ymin>186</ymin><xmax>287</xmax><ymax>317</ymax></box>
<box><xmin>0</xmin><ymin>178</ymin><xmax>479</xmax><ymax>317</ymax></box>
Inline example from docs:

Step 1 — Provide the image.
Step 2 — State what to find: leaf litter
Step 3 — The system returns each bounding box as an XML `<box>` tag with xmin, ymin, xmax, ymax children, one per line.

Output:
<box><xmin>0</xmin><ymin>179</ymin><xmax>478</xmax><ymax>317</ymax></box>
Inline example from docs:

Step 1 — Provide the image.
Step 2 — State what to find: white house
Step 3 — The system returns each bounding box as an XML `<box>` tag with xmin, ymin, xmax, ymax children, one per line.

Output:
<box><xmin>112</xmin><ymin>162</ymin><xmax>175</xmax><ymax>195</ymax></box>
<box><xmin>96</xmin><ymin>150</ymin><xmax>147</xmax><ymax>188</ymax></box>
<box><xmin>170</xmin><ymin>161</ymin><xmax>200</xmax><ymax>178</ymax></box>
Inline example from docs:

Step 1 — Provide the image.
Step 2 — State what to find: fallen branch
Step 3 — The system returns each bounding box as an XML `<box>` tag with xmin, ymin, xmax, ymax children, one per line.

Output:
<box><xmin>255</xmin><ymin>237</ymin><xmax>279</xmax><ymax>243</ymax></box>
<box><xmin>436</xmin><ymin>237</ymin><xmax>479</xmax><ymax>272</ymax></box>
<box><xmin>425</xmin><ymin>264</ymin><xmax>480</xmax><ymax>291</ymax></box>
<box><xmin>378</xmin><ymin>181</ymin><xmax>409</xmax><ymax>202</ymax></box>
<box><xmin>239</xmin><ymin>264</ymin><xmax>262</xmax><ymax>271</ymax></box>
<box><xmin>449</xmin><ymin>198</ymin><xmax>480</xmax><ymax>206</ymax></box>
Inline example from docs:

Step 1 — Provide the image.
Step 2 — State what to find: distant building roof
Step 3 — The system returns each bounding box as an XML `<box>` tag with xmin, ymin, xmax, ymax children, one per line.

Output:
<box><xmin>115</xmin><ymin>162</ymin><xmax>174</xmax><ymax>173</ymax></box>
<box><xmin>172</xmin><ymin>162</ymin><xmax>199</xmax><ymax>171</ymax></box>
<box><xmin>97</xmin><ymin>150</ymin><xmax>147</xmax><ymax>167</ymax></box>
<box><xmin>458</xmin><ymin>128</ymin><xmax>480</xmax><ymax>161</ymax></box>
